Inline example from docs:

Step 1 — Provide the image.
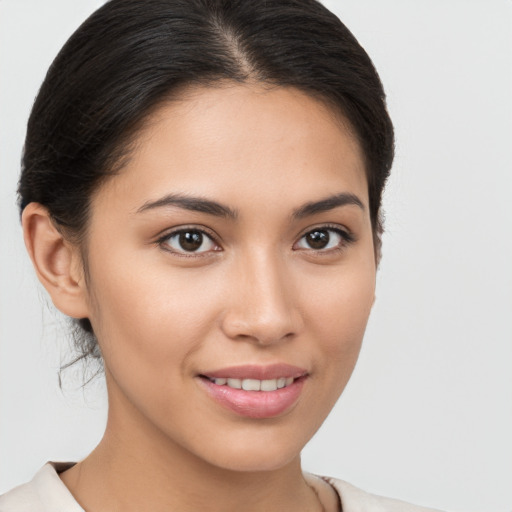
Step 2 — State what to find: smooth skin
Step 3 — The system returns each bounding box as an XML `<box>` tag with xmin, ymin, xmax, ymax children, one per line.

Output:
<box><xmin>22</xmin><ymin>84</ymin><xmax>376</xmax><ymax>512</ymax></box>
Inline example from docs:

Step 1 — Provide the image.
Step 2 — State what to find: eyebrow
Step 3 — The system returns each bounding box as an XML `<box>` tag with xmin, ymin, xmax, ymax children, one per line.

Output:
<box><xmin>136</xmin><ymin>191</ymin><xmax>364</xmax><ymax>220</ymax></box>
<box><xmin>292</xmin><ymin>192</ymin><xmax>365</xmax><ymax>219</ymax></box>
<box><xmin>136</xmin><ymin>193</ymin><xmax>238</xmax><ymax>219</ymax></box>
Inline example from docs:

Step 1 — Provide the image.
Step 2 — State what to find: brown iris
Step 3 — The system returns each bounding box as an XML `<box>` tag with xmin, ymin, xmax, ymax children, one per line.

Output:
<box><xmin>305</xmin><ymin>230</ymin><xmax>330</xmax><ymax>249</ymax></box>
<box><xmin>179</xmin><ymin>231</ymin><xmax>203</xmax><ymax>251</ymax></box>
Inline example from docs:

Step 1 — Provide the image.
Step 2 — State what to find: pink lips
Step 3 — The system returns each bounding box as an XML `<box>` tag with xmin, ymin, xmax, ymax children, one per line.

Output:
<box><xmin>199</xmin><ymin>364</ymin><xmax>308</xmax><ymax>419</ymax></box>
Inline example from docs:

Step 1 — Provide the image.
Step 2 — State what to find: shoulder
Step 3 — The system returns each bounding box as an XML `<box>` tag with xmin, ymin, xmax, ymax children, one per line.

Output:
<box><xmin>0</xmin><ymin>463</ymin><xmax>82</xmax><ymax>512</ymax></box>
<box><xmin>325</xmin><ymin>476</ymin><xmax>445</xmax><ymax>512</ymax></box>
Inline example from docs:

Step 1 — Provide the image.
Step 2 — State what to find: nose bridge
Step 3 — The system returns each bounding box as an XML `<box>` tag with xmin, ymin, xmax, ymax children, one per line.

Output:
<box><xmin>222</xmin><ymin>247</ymin><xmax>300</xmax><ymax>344</ymax></box>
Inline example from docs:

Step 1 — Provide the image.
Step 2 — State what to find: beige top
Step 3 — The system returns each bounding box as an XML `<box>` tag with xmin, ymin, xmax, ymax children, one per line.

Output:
<box><xmin>0</xmin><ymin>462</ymin><xmax>443</xmax><ymax>512</ymax></box>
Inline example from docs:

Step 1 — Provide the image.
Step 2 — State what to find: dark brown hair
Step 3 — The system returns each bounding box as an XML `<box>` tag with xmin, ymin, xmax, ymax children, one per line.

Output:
<box><xmin>18</xmin><ymin>0</ymin><xmax>394</xmax><ymax>369</ymax></box>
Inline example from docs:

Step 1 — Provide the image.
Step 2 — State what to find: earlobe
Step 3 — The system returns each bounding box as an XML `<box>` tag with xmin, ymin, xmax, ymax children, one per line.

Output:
<box><xmin>22</xmin><ymin>203</ymin><xmax>90</xmax><ymax>319</ymax></box>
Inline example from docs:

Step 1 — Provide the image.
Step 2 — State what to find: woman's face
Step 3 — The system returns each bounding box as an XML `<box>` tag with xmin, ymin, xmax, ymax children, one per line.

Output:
<box><xmin>82</xmin><ymin>84</ymin><xmax>376</xmax><ymax>471</ymax></box>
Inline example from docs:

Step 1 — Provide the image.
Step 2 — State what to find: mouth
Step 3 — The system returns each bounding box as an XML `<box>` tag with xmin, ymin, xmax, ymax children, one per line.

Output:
<box><xmin>197</xmin><ymin>364</ymin><xmax>308</xmax><ymax>419</ymax></box>
<box><xmin>200</xmin><ymin>375</ymin><xmax>297</xmax><ymax>391</ymax></box>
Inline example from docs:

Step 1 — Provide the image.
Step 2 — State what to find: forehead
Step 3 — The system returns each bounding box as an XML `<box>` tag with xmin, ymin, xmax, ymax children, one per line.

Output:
<box><xmin>93</xmin><ymin>84</ymin><xmax>369</xmax><ymax>214</ymax></box>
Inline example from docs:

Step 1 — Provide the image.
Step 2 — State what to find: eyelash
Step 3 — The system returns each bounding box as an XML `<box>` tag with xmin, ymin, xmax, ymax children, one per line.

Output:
<box><xmin>155</xmin><ymin>226</ymin><xmax>221</xmax><ymax>258</ymax></box>
<box><xmin>294</xmin><ymin>224</ymin><xmax>356</xmax><ymax>255</ymax></box>
<box><xmin>155</xmin><ymin>224</ymin><xmax>355</xmax><ymax>258</ymax></box>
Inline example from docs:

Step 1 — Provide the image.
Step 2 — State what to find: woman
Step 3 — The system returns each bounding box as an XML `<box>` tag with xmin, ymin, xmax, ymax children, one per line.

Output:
<box><xmin>0</xmin><ymin>0</ymin><xmax>443</xmax><ymax>510</ymax></box>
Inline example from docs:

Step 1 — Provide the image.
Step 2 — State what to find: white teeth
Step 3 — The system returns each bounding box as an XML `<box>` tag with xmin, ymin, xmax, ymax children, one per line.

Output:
<box><xmin>261</xmin><ymin>379</ymin><xmax>278</xmax><ymax>391</ymax></box>
<box><xmin>242</xmin><ymin>379</ymin><xmax>261</xmax><ymax>391</ymax></box>
<box><xmin>226</xmin><ymin>378</ymin><xmax>242</xmax><ymax>389</ymax></box>
<box><xmin>212</xmin><ymin>376</ymin><xmax>298</xmax><ymax>391</ymax></box>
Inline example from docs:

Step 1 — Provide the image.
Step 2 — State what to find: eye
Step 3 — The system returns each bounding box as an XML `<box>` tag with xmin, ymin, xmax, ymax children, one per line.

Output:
<box><xmin>294</xmin><ymin>227</ymin><xmax>352</xmax><ymax>251</ymax></box>
<box><xmin>160</xmin><ymin>229</ymin><xmax>219</xmax><ymax>255</ymax></box>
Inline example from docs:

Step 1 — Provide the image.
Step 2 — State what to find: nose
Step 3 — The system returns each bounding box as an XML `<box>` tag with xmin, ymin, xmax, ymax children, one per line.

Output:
<box><xmin>220</xmin><ymin>251</ymin><xmax>303</xmax><ymax>345</ymax></box>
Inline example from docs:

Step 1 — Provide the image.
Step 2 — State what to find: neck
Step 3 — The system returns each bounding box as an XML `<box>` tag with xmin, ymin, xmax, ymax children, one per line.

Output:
<box><xmin>60</xmin><ymin>388</ymin><xmax>322</xmax><ymax>512</ymax></box>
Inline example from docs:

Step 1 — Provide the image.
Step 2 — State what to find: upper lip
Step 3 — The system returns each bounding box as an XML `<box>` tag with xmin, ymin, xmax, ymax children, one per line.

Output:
<box><xmin>200</xmin><ymin>363</ymin><xmax>308</xmax><ymax>380</ymax></box>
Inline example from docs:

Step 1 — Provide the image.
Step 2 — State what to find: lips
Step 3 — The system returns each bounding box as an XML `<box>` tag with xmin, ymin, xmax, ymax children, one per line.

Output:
<box><xmin>201</xmin><ymin>363</ymin><xmax>307</xmax><ymax>380</ymax></box>
<box><xmin>198</xmin><ymin>364</ymin><xmax>308</xmax><ymax>419</ymax></box>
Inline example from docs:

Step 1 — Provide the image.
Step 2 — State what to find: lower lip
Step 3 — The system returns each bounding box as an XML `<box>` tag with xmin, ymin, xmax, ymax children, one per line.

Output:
<box><xmin>199</xmin><ymin>377</ymin><xmax>306</xmax><ymax>419</ymax></box>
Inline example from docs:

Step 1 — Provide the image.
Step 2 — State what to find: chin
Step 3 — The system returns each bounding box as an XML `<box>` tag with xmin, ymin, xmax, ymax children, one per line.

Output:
<box><xmin>186</xmin><ymin>422</ymin><xmax>313</xmax><ymax>473</ymax></box>
<box><xmin>205</xmin><ymin>446</ymin><xmax>301</xmax><ymax>473</ymax></box>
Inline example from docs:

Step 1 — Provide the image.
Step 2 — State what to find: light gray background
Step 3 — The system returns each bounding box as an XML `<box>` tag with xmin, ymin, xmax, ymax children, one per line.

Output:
<box><xmin>1</xmin><ymin>1</ymin><xmax>511</xmax><ymax>511</ymax></box>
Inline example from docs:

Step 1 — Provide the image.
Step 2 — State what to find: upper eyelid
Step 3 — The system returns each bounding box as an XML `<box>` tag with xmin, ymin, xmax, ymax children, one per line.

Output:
<box><xmin>294</xmin><ymin>225</ymin><xmax>356</xmax><ymax>251</ymax></box>
<box><xmin>155</xmin><ymin>225</ymin><xmax>220</xmax><ymax>243</ymax></box>
<box><xmin>156</xmin><ymin>227</ymin><xmax>221</xmax><ymax>258</ymax></box>
<box><xmin>297</xmin><ymin>223</ymin><xmax>352</xmax><ymax>239</ymax></box>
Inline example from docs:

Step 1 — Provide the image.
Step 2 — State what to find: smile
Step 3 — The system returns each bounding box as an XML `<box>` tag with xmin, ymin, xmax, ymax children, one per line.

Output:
<box><xmin>205</xmin><ymin>376</ymin><xmax>295</xmax><ymax>391</ymax></box>
<box><xmin>198</xmin><ymin>364</ymin><xmax>308</xmax><ymax>419</ymax></box>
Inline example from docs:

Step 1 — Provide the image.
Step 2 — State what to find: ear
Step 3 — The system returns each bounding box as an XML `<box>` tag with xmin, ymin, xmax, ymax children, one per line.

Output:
<box><xmin>22</xmin><ymin>203</ymin><xmax>91</xmax><ymax>319</ymax></box>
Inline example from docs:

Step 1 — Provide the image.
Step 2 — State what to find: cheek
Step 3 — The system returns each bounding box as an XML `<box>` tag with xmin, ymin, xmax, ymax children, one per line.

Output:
<box><xmin>301</xmin><ymin>256</ymin><xmax>376</xmax><ymax>382</ymax></box>
<box><xmin>85</xmin><ymin>251</ymin><xmax>222</xmax><ymax>380</ymax></box>
<box><xmin>305</xmin><ymin>260</ymin><xmax>375</xmax><ymax>335</ymax></box>
<box><xmin>84</xmin><ymin>259</ymin><xmax>229</xmax><ymax>431</ymax></box>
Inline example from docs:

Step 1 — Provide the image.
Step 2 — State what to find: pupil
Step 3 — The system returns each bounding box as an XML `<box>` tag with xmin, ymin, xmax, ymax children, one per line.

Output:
<box><xmin>179</xmin><ymin>231</ymin><xmax>203</xmax><ymax>251</ymax></box>
<box><xmin>307</xmin><ymin>230</ymin><xmax>329</xmax><ymax>249</ymax></box>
